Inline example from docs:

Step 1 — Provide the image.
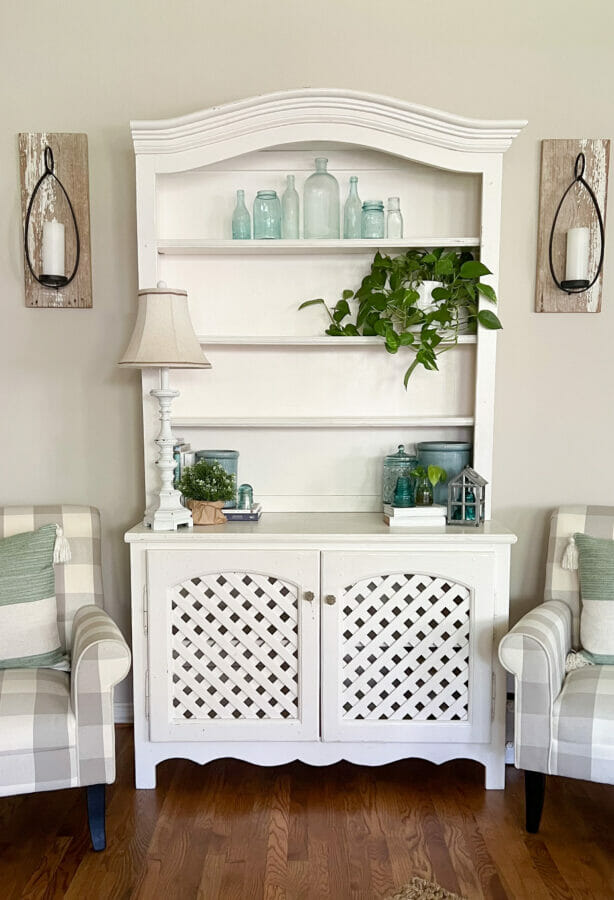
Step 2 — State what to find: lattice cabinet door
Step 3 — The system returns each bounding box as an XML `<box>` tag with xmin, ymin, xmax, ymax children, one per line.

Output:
<box><xmin>321</xmin><ymin>550</ymin><xmax>496</xmax><ymax>744</ymax></box>
<box><xmin>146</xmin><ymin>549</ymin><xmax>320</xmax><ymax>742</ymax></box>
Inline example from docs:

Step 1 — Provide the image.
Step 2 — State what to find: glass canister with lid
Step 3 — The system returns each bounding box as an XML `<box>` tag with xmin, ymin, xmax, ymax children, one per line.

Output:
<box><xmin>382</xmin><ymin>444</ymin><xmax>418</xmax><ymax>506</ymax></box>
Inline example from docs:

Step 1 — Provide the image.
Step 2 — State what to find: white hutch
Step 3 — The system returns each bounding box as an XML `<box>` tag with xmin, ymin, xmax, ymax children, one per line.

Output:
<box><xmin>125</xmin><ymin>90</ymin><xmax>525</xmax><ymax>789</ymax></box>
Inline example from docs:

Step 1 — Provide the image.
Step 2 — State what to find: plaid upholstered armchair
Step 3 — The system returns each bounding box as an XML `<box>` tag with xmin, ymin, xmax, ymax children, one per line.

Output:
<box><xmin>0</xmin><ymin>506</ymin><xmax>130</xmax><ymax>850</ymax></box>
<box><xmin>499</xmin><ymin>506</ymin><xmax>614</xmax><ymax>832</ymax></box>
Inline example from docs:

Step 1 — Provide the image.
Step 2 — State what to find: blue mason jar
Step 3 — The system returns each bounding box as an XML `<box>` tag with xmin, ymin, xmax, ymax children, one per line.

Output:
<box><xmin>253</xmin><ymin>190</ymin><xmax>281</xmax><ymax>239</ymax></box>
<box><xmin>361</xmin><ymin>200</ymin><xmax>385</xmax><ymax>239</ymax></box>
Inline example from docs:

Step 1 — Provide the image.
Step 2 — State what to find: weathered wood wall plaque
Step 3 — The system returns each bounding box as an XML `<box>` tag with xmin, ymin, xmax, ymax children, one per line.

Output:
<box><xmin>535</xmin><ymin>138</ymin><xmax>609</xmax><ymax>313</ymax></box>
<box><xmin>19</xmin><ymin>132</ymin><xmax>92</xmax><ymax>308</ymax></box>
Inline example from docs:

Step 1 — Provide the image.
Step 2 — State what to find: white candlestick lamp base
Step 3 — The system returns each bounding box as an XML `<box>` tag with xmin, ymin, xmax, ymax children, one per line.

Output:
<box><xmin>143</xmin><ymin>368</ymin><xmax>193</xmax><ymax>531</ymax></box>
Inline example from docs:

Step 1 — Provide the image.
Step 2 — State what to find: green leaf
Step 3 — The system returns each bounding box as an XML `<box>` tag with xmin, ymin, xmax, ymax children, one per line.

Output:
<box><xmin>430</xmin><ymin>287</ymin><xmax>451</xmax><ymax>302</ymax></box>
<box><xmin>434</xmin><ymin>257</ymin><xmax>454</xmax><ymax>276</ymax></box>
<box><xmin>477</xmin><ymin>309</ymin><xmax>503</xmax><ymax>330</ymax></box>
<box><xmin>374</xmin><ymin>320</ymin><xmax>387</xmax><ymax>337</ymax></box>
<box><xmin>298</xmin><ymin>298</ymin><xmax>326</xmax><ymax>310</ymax></box>
<box><xmin>326</xmin><ymin>325</ymin><xmax>343</xmax><ymax>336</ymax></box>
<box><xmin>399</xmin><ymin>332</ymin><xmax>415</xmax><ymax>346</ymax></box>
<box><xmin>342</xmin><ymin>289</ymin><xmax>354</xmax><ymax>301</ymax></box>
<box><xmin>460</xmin><ymin>260</ymin><xmax>491</xmax><ymax>279</ymax></box>
<box><xmin>332</xmin><ymin>299</ymin><xmax>350</xmax><ymax>323</ymax></box>
<box><xmin>343</xmin><ymin>324</ymin><xmax>359</xmax><ymax>336</ymax></box>
<box><xmin>404</xmin><ymin>357</ymin><xmax>421</xmax><ymax>388</ymax></box>
<box><xmin>476</xmin><ymin>283</ymin><xmax>497</xmax><ymax>302</ymax></box>
<box><xmin>427</xmin><ymin>464</ymin><xmax>447</xmax><ymax>487</ymax></box>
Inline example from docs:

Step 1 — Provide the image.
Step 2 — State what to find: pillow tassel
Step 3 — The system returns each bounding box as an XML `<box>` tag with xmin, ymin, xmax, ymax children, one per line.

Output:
<box><xmin>53</xmin><ymin>525</ymin><xmax>71</xmax><ymax>564</ymax></box>
<box><xmin>562</xmin><ymin>535</ymin><xmax>579</xmax><ymax>571</ymax></box>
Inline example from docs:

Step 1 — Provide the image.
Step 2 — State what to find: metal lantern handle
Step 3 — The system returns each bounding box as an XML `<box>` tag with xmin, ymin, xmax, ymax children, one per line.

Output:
<box><xmin>23</xmin><ymin>146</ymin><xmax>81</xmax><ymax>289</ymax></box>
<box><xmin>548</xmin><ymin>152</ymin><xmax>605</xmax><ymax>294</ymax></box>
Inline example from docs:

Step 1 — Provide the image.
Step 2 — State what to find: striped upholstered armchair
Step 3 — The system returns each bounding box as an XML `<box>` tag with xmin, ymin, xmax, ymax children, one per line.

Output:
<box><xmin>499</xmin><ymin>506</ymin><xmax>614</xmax><ymax>832</ymax></box>
<box><xmin>0</xmin><ymin>506</ymin><xmax>130</xmax><ymax>850</ymax></box>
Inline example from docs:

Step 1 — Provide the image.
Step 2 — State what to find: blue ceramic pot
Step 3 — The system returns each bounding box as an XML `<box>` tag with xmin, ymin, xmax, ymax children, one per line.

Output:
<box><xmin>416</xmin><ymin>441</ymin><xmax>472</xmax><ymax>505</ymax></box>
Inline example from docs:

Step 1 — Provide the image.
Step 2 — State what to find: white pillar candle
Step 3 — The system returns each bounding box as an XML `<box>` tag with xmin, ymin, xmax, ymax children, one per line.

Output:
<box><xmin>565</xmin><ymin>227</ymin><xmax>590</xmax><ymax>282</ymax></box>
<box><xmin>42</xmin><ymin>219</ymin><xmax>65</xmax><ymax>277</ymax></box>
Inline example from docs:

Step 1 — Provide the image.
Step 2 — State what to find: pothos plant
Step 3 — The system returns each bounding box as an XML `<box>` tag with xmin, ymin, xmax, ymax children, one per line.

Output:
<box><xmin>298</xmin><ymin>248</ymin><xmax>502</xmax><ymax>387</ymax></box>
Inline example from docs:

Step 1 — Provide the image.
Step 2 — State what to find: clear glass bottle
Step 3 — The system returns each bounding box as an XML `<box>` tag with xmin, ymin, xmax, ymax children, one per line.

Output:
<box><xmin>414</xmin><ymin>475</ymin><xmax>433</xmax><ymax>506</ymax></box>
<box><xmin>361</xmin><ymin>200</ymin><xmax>385</xmax><ymax>239</ymax></box>
<box><xmin>303</xmin><ymin>157</ymin><xmax>340</xmax><ymax>239</ymax></box>
<box><xmin>232</xmin><ymin>189</ymin><xmax>251</xmax><ymax>240</ymax></box>
<box><xmin>387</xmin><ymin>197</ymin><xmax>403</xmax><ymax>239</ymax></box>
<box><xmin>281</xmin><ymin>175</ymin><xmax>300</xmax><ymax>239</ymax></box>
<box><xmin>343</xmin><ymin>176</ymin><xmax>362</xmax><ymax>239</ymax></box>
<box><xmin>253</xmin><ymin>190</ymin><xmax>281</xmax><ymax>239</ymax></box>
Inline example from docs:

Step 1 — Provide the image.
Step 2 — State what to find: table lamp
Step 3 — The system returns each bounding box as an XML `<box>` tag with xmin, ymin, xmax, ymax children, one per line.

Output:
<box><xmin>119</xmin><ymin>282</ymin><xmax>211</xmax><ymax>531</ymax></box>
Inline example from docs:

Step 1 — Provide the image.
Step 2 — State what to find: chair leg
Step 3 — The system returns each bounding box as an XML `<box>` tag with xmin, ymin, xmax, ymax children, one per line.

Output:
<box><xmin>524</xmin><ymin>770</ymin><xmax>546</xmax><ymax>833</ymax></box>
<box><xmin>86</xmin><ymin>784</ymin><xmax>106</xmax><ymax>851</ymax></box>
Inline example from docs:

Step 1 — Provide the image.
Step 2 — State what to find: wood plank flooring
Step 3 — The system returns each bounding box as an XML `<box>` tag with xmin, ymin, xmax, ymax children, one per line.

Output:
<box><xmin>1</xmin><ymin>726</ymin><xmax>613</xmax><ymax>899</ymax></box>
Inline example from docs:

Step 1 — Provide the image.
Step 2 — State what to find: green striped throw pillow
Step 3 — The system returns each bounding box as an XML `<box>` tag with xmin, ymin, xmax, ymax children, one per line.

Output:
<box><xmin>574</xmin><ymin>532</ymin><xmax>614</xmax><ymax>665</ymax></box>
<box><xmin>0</xmin><ymin>524</ymin><xmax>64</xmax><ymax>668</ymax></box>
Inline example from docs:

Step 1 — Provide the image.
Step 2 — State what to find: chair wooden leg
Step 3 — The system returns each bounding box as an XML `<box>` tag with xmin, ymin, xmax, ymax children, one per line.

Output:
<box><xmin>86</xmin><ymin>784</ymin><xmax>106</xmax><ymax>851</ymax></box>
<box><xmin>524</xmin><ymin>770</ymin><xmax>546</xmax><ymax>833</ymax></box>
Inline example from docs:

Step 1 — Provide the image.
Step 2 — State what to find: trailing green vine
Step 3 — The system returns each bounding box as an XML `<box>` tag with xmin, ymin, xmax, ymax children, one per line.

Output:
<box><xmin>299</xmin><ymin>248</ymin><xmax>501</xmax><ymax>387</ymax></box>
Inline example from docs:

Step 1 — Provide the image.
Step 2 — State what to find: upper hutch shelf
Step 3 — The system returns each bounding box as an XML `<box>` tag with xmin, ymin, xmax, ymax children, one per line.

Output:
<box><xmin>157</xmin><ymin>237</ymin><xmax>481</xmax><ymax>256</ymax></box>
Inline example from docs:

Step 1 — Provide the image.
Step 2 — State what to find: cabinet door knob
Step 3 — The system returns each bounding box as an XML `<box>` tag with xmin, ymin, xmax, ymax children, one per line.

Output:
<box><xmin>325</xmin><ymin>594</ymin><xmax>336</xmax><ymax>605</ymax></box>
<box><xmin>304</xmin><ymin>590</ymin><xmax>314</xmax><ymax>603</ymax></box>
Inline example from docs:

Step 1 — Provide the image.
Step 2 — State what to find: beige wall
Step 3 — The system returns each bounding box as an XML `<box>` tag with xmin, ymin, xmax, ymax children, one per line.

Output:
<box><xmin>2</xmin><ymin>0</ymin><xmax>613</xmax><ymax>707</ymax></box>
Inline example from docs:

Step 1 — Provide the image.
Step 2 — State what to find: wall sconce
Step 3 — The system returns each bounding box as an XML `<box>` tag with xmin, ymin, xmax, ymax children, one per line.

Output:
<box><xmin>23</xmin><ymin>146</ymin><xmax>80</xmax><ymax>289</ymax></box>
<box><xmin>19</xmin><ymin>132</ymin><xmax>93</xmax><ymax>308</ymax></box>
<box><xmin>536</xmin><ymin>139</ymin><xmax>609</xmax><ymax>313</ymax></box>
<box><xmin>548</xmin><ymin>152</ymin><xmax>605</xmax><ymax>295</ymax></box>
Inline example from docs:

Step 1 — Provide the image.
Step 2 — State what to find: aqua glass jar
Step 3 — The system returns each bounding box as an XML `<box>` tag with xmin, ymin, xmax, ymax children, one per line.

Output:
<box><xmin>303</xmin><ymin>158</ymin><xmax>340</xmax><ymax>239</ymax></box>
<box><xmin>195</xmin><ymin>449</ymin><xmax>239</xmax><ymax>507</ymax></box>
<box><xmin>253</xmin><ymin>190</ymin><xmax>281</xmax><ymax>239</ymax></box>
<box><xmin>361</xmin><ymin>200</ymin><xmax>385</xmax><ymax>239</ymax></box>
<box><xmin>382</xmin><ymin>445</ymin><xmax>418</xmax><ymax>505</ymax></box>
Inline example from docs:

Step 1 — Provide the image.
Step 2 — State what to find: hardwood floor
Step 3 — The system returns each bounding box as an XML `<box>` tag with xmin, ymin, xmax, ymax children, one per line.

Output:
<box><xmin>1</xmin><ymin>727</ymin><xmax>613</xmax><ymax>899</ymax></box>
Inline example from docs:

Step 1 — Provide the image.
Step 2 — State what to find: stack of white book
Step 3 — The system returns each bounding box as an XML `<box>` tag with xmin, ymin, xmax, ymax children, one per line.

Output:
<box><xmin>383</xmin><ymin>504</ymin><xmax>447</xmax><ymax>527</ymax></box>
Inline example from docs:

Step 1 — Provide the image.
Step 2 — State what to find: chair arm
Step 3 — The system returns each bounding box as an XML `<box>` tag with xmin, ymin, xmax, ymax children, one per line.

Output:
<box><xmin>498</xmin><ymin>600</ymin><xmax>572</xmax><ymax>773</ymax></box>
<box><xmin>70</xmin><ymin>605</ymin><xmax>131</xmax><ymax>785</ymax></box>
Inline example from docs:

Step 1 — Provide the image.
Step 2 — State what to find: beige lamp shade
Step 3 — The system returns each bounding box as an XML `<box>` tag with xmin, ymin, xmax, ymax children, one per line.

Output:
<box><xmin>119</xmin><ymin>286</ymin><xmax>211</xmax><ymax>368</ymax></box>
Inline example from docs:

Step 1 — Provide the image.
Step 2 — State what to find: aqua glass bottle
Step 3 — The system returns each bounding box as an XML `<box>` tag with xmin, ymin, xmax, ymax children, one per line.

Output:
<box><xmin>343</xmin><ymin>176</ymin><xmax>362</xmax><ymax>239</ymax></box>
<box><xmin>281</xmin><ymin>175</ymin><xmax>300</xmax><ymax>239</ymax></box>
<box><xmin>232</xmin><ymin>189</ymin><xmax>251</xmax><ymax>240</ymax></box>
<box><xmin>303</xmin><ymin>157</ymin><xmax>340</xmax><ymax>239</ymax></box>
<box><xmin>253</xmin><ymin>190</ymin><xmax>281</xmax><ymax>239</ymax></box>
